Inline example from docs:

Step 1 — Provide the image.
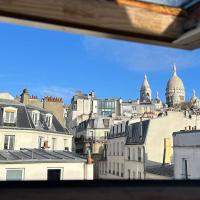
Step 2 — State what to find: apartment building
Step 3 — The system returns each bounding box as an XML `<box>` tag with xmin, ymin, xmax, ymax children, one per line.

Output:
<box><xmin>99</xmin><ymin>111</ymin><xmax>200</xmax><ymax>180</ymax></box>
<box><xmin>173</xmin><ymin>128</ymin><xmax>200</xmax><ymax>179</ymax></box>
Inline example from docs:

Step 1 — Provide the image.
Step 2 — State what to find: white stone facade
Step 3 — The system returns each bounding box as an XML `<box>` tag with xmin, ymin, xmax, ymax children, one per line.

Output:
<box><xmin>0</xmin><ymin>160</ymin><xmax>93</xmax><ymax>181</ymax></box>
<box><xmin>173</xmin><ymin>130</ymin><xmax>200</xmax><ymax>179</ymax></box>
<box><xmin>0</xmin><ymin>128</ymin><xmax>72</xmax><ymax>151</ymax></box>
<box><xmin>99</xmin><ymin>111</ymin><xmax>200</xmax><ymax>180</ymax></box>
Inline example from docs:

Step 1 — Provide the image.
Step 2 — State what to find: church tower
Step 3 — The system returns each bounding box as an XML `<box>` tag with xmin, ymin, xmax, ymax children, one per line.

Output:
<box><xmin>140</xmin><ymin>74</ymin><xmax>152</xmax><ymax>103</ymax></box>
<box><xmin>165</xmin><ymin>64</ymin><xmax>185</xmax><ymax>107</ymax></box>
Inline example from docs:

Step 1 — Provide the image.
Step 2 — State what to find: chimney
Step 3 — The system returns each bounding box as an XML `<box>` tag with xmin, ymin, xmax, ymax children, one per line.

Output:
<box><xmin>20</xmin><ymin>88</ymin><xmax>30</xmax><ymax>104</ymax></box>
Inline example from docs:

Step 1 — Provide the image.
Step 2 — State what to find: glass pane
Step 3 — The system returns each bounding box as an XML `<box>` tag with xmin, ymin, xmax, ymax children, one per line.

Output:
<box><xmin>5</xmin><ymin>112</ymin><xmax>9</xmax><ymax>122</ymax></box>
<box><xmin>35</xmin><ymin>114</ymin><xmax>38</xmax><ymax>124</ymax></box>
<box><xmin>38</xmin><ymin>137</ymin><xmax>43</xmax><ymax>148</ymax></box>
<box><xmin>4</xmin><ymin>136</ymin><xmax>9</xmax><ymax>150</ymax></box>
<box><xmin>10</xmin><ymin>112</ymin><xmax>14</xmax><ymax>123</ymax></box>
<box><xmin>137</xmin><ymin>0</ymin><xmax>196</xmax><ymax>7</ymax></box>
<box><xmin>6</xmin><ymin>170</ymin><xmax>23</xmax><ymax>181</ymax></box>
<box><xmin>9</xmin><ymin>136</ymin><xmax>15</xmax><ymax>150</ymax></box>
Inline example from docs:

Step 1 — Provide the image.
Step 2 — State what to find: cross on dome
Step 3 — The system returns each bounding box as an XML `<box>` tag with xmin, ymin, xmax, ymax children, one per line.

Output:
<box><xmin>156</xmin><ymin>91</ymin><xmax>159</xmax><ymax>99</ymax></box>
<box><xmin>193</xmin><ymin>89</ymin><xmax>196</xmax><ymax>97</ymax></box>
<box><xmin>173</xmin><ymin>64</ymin><xmax>177</xmax><ymax>76</ymax></box>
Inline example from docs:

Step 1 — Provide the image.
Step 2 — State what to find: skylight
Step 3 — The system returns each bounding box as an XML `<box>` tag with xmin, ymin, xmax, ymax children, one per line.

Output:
<box><xmin>137</xmin><ymin>0</ymin><xmax>200</xmax><ymax>8</ymax></box>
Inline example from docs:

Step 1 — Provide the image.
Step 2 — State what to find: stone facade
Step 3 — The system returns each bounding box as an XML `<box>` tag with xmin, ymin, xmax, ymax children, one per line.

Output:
<box><xmin>173</xmin><ymin>129</ymin><xmax>200</xmax><ymax>179</ymax></box>
<box><xmin>98</xmin><ymin>111</ymin><xmax>200</xmax><ymax>180</ymax></box>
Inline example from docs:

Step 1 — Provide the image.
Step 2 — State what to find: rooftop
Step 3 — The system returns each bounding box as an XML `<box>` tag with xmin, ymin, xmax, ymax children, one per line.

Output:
<box><xmin>173</xmin><ymin>128</ymin><xmax>200</xmax><ymax>136</ymax></box>
<box><xmin>146</xmin><ymin>164</ymin><xmax>174</xmax><ymax>178</ymax></box>
<box><xmin>0</xmin><ymin>99</ymin><xmax>69</xmax><ymax>135</ymax></box>
<box><xmin>0</xmin><ymin>149</ymin><xmax>86</xmax><ymax>163</ymax></box>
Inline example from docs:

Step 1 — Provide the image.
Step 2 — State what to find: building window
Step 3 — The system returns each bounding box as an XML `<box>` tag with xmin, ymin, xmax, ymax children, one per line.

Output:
<box><xmin>182</xmin><ymin>158</ymin><xmax>189</xmax><ymax>180</ymax></box>
<box><xmin>3</xmin><ymin>107</ymin><xmax>17</xmax><ymax>125</ymax></box>
<box><xmin>102</xmin><ymin>162</ymin><xmax>105</xmax><ymax>174</ymax></box>
<box><xmin>121</xmin><ymin>163</ymin><xmax>124</xmax><ymax>177</ymax></box>
<box><xmin>117</xmin><ymin>142</ymin><xmax>119</xmax><ymax>156</ymax></box>
<box><xmin>90</xmin><ymin>131</ymin><xmax>94</xmax><ymax>140</ymax></box>
<box><xmin>45</xmin><ymin>114</ymin><xmax>53</xmax><ymax>128</ymax></box>
<box><xmin>38</xmin><ymin>136</ymin><xmax>44</xmax><ymax>149</ymax></box>
<box><xmin>32</xmin><ymin>111</ymin><xmax>40</xmax><ymax>126</ymax></box>
<box><xmin>104</xmin><ymin>131</ymin><xmax>109</xmax><ymax>139</ymax></box>
<box><xmin>113</xmin><ymin>143</ymin><xmax>115</xmax><ymax>156</ymax></box>
<box><xmin>72</xmin><ymin>103</ymin><xmax>77</xmax><ymax>111</ymax></box>
<box><xmin>109</xmin><ymin>162</ymin><xmax>111</xmax><ymax>174</ymax></box>
<box><xmin>121</xmin><ymin>142</ymin><xmax>124</xmax><ymax>156</ymax></box>
<box><xmin>89</xmin><ymin>119</ymin><xmax>95</xmax><ymax>128</ymax></box>
<box><xmin>132</xmin><ymin>148</ymin><xmax>135</xmax><ymax>160</ymax></box>
<box><xmin>4</xmin><ymin>135</ymin><xmax>15</xmax><ymax>150</ymax></box>
<box><xmin>138</xmin><ymin>171</ymin><xmax>142</xmax><ymax>179</ymax></box>
<box><xmin>128</xmin><ymin>169</ymin><xmax>131</xmax><ymax>180</ymax></box>
<box><xmin>133</xmin><ymin>171</ymin><xmax>136</xmax><ymax>179</ymax></box>
<box><xmin>52</xmin><ymin>138</ymin><xmax>56</xmax><ymax>151</ymax></box>
<box><xmin>99</xmin><ymin>163</ymin><xmax>101</xmax><ymax>175</ymax></box>
<box><xmin>5</xmin><ymin>112</ymin><xmax>15</xmax><ymax>123</ymax></box>
<box><xmin>47</xmin><ymin>168</ymin><xmax>62</xmax><ymax>181</ymax></box>
<box><xmin>113</xmin><ymin>162</ymin><xmax>115</xmax><ymax>175</ymax></box>
<box><xmin>128</xmin><ymin>147</ymin><xmax>131</xmax><ymax>160</ymax></box>
<box><xmin>138</xmin><ymin>147</ymin><xmax>142</xmax><ymax>162</ymax></box>
<box><xmin>103</xmin><ymin>119</ymin><xmax>110</xmax><ymax>128</ymax></box>
<box><xmin>64</xmin><ymin>139</ymin><xmax>68</xmax><ymax>150</ymax></box>
<box><xmin>6</xmin><ymin>169</ymin><xmax>24</xmax><ymax>181</ymax></box>
<box><xmin>116</xmin><ymin>163</ymin><xmax>119</xmax><ymax>176</ymax></box>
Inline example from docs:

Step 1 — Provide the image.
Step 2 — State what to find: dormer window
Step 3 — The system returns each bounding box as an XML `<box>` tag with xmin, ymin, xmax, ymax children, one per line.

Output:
<box><xmin>32</xmin><ymin>110</ymin><xmax>40</xmax><ymax>127</ymax></box>
<box><xmin>3</xmin><ymin>107</ymin><xmax>17</xmax><ymax>126</ymax></box>
<box><xmin>45</xmin><ymin>113</ymin><xmax>53</xmax><ymax>128</ymax></box>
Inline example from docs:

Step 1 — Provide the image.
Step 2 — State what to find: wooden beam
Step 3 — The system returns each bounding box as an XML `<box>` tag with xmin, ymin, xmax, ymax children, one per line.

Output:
<box><xmin>0</xmin><ymin>0</ymin><xmax>186</xmax><ymax>48</ymax></box>
<box><xmin>172</xmin><ymin>2</ymin><xmax>200</xmax><ymax>49</ymax></box>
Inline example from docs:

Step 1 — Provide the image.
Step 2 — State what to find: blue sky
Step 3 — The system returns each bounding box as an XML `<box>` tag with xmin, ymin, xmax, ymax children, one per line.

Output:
<box><xmin>0</xmin><ymin>22</ymin><xmax>200</xmax><ymax>103</ymax></box>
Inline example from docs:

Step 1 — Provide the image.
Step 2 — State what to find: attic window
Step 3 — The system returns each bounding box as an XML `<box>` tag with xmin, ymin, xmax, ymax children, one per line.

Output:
<box><xmin>32</xmin><ymin>110</ymin><xmax>40</xmax><ymax>126</ymax></box>
<box><xmin>45</xmin><ymin>113</ymin><xmax>53</xmax><ymax>128</ymax></box>
<box><xmin>3</xmin><ymin>107</ymin><xmax>17</xmax><ymax>125</ymax></box>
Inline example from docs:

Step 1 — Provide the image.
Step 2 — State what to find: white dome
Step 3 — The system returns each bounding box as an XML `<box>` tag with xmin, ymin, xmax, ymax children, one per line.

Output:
<box><xmin>165</xmin><ymin>64</ymin><xmax>185</xmax><ymax>107</ymax></box>
<box><xmin>166</xmin><ymin>75</ymin><xmax>185</xmax><ymax>91</ymax></box>
<box><xmin>166</xmin><ymin>65</ymin><xmax>184</xmax><ymax>91</ymax></box>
